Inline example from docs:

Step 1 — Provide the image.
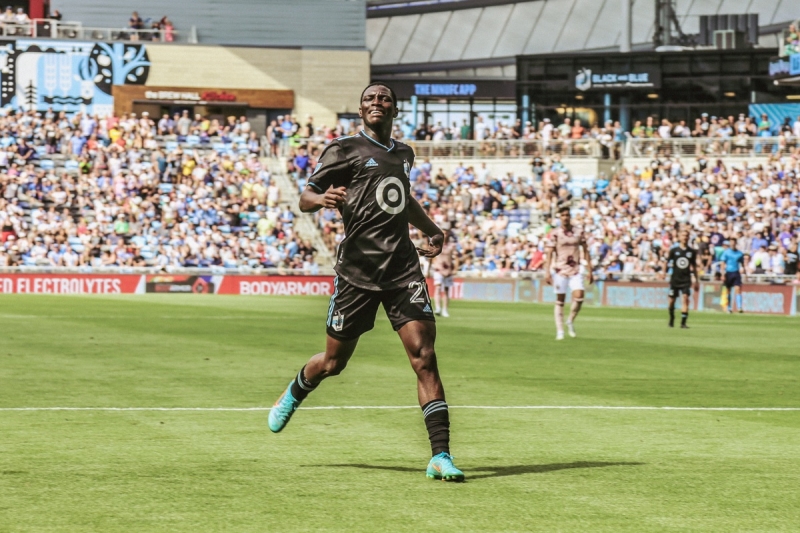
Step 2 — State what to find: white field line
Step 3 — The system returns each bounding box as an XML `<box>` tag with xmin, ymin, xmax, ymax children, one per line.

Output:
<box><xmin>0</xmin><ymin>406</ymin><xmax>799</xmax><ymax>412</ymax></box>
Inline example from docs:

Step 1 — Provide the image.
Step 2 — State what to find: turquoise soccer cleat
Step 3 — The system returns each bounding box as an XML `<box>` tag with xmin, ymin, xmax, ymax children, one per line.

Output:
<box><xmin>268</xmin><ymin>381</ymin><xmax>301</xmax><ymax>433</ymax></box>
<box><xmin>426</xmin><ymin>452</ymin><xmax>465</xmax><ymax>482</ymax></box>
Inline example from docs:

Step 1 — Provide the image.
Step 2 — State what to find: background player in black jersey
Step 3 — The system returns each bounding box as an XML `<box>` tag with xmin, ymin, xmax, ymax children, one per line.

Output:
<box><xmin>665</xmin><ymin>228</ymin><xmax>698</xmax><ymax>328</ymax></box>
<box><xmin>267</xmin><ymin>83</ymin><xmax>464</xmax><ymax>482</ymax></box>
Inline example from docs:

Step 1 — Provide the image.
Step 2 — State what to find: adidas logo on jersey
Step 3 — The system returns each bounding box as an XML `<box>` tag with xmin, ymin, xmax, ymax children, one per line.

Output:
<box><xmin>365</xmin><ymin>158</ymin><xmax>379</xmax><ymax>168</ymax></box>
<box><xmin>423</xmin><ymin>304</ymin><xmax>432</xmax><ymax>314</ymax></box>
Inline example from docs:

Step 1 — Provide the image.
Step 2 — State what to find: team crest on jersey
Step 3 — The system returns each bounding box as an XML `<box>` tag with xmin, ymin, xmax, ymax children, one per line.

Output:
<box><xmin>331</xmin><ymin>311</ymin><xmax>344</xmax><ymax>332</ymax></box>
<box><xmin>403</xmin><ymin>159</ymin><xmax>410</xmax><ymax>178</ymax></box>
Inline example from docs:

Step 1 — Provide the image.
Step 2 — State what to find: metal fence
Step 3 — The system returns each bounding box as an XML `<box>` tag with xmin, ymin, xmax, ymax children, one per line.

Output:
<box><xmin>280</xmin><ymin>138</ymin><xmax>622</xmax><ymax>159</ymax></box>
<box><xmin>623</xmin><ymin>136</ymin><xmax>786</xmax><ymax>159</ymax></box>
<box><xmin>280</xmin><ymin>137</ymin><xmax>788</xmax><ymax>160</ymax></box>
<box><xmin>0</xmin><ymin>19</ymin><xmax>194</xmax><ymax>43</ymax></box>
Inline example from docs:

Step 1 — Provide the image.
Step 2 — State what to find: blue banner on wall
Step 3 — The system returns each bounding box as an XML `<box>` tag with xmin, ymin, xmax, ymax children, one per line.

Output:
<box><xmin>748</xmin><ymin>104</ymin><xmax>800</xmax><ymax>134</ymax></box>
<box><xmin>0</xmin><ymin>39</ymin><xmax>150</xmax><ymax>115</ymax></box>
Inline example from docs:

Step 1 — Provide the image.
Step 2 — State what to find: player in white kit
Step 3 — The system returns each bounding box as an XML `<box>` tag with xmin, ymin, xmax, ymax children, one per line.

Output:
<box><xmin>544</xmin><ymin>207</ymin><xmax>593</xmax><ymax>340</ymax></box>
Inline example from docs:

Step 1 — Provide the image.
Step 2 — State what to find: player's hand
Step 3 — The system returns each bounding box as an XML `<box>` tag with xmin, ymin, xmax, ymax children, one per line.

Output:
<box><xmin>545</xmin><ymin>273</ymin><xmax>552</xmax><ymax>286</ymax></box>
<box><xmin>693</xmin><ymin>281</ymin><xmax>699</xmax><ymax>292</ymax></box>
<box><xmin>587</xmin><ymin>271</ymin><xmax>594</xmax><ymax>285</ymax></box>
<box><xmin>321</xmin><ymin>186</ymin><xmax>346</xmax><ymax>209</ymax></box>
<box><xmin>417</xmin><ymin>233</ymin><xmax>443</xmax><ymax>258</ymax></box>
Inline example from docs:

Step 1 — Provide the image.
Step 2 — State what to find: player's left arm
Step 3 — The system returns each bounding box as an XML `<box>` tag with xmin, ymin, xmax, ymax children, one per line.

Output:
<box><xmin>581</xmin><ymin>236</ymin><xmax>593</xmax><ymax>285</ymax></box>
<box><xmin>407</xmin><ymin>197</ymin><xmax>444</xmax><ymax>258</ymax></box>
<box><xmin>690</xmin><ymin>249</ymin><xmax>699</xmax><ymax>290</ymax></box>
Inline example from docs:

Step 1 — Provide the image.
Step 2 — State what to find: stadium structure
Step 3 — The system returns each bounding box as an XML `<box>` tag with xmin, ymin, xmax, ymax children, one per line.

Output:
<box><xmin>2</xmin><ymin>1</ymin><xmax>800</xmax><ymax>530</ymax></box>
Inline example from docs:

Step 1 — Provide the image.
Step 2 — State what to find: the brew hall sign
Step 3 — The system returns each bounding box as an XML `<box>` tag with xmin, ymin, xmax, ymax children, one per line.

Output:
<box><xmin>575</xmin><ymin>67</ymin><xmax>661</xmax><ymax>91</ymax></box>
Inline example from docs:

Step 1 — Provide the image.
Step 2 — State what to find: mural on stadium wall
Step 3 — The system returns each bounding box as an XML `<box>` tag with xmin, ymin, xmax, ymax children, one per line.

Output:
<box><xmin>0</xmin><ymin>39</ymin><xmax>150</xmax><ymax>115</ymax></box>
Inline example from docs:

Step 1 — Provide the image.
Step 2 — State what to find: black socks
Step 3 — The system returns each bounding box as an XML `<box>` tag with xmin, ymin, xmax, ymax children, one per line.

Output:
<box><xmin>422</xmin><ymin>399</ymin><xmax>450</xmax><ymax>456</ymax></box>
<box><xmin>668</xmin><ymin>306</ymin><xmax>675</xmax><ymax>325</ymax></box>
<box><xmin>289</xmin><ymin>366</ymin><xmax>316</xmax><ymax>401</ymax></box>
<box><xmin>681</xmin><ymin>312</ymin><xmax>688</xmax><ymax>326</ymax></box>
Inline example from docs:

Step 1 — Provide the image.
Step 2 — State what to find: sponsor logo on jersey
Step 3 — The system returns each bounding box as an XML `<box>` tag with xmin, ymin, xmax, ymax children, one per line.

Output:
<box><xmin>365</xmin><ymin>158</ymin><xmax>379</xmax><ymax>168</ymax></box>
<box><xmin>423</xmin><ymin>304</ymin><xmax>432</xmax><ymax>314</ymax></box>
<box><xmin>676</xmin><ymin>257</ymin><xmax>690</xmax><ymax>269</ymax></box>
<box><xmin>376</xmin><ymin>176</ymin><xmax>406</xmax><ymax>215</ymax></box>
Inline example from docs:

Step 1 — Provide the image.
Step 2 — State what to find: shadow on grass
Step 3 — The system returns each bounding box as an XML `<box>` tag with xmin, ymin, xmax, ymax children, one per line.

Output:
<box><xmin>306</xmin><ymin>461</ymin><xmax>644</xmax><ymax>480</ymax></box>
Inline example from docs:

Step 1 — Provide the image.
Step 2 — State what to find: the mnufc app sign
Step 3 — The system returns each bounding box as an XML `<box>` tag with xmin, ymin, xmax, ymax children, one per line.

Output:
<box><xmin>414</xmin><ymin>83</ymin><xmax>478</xmax><ymax>96</ymax></box>
<box><xmin>575</xmin><ymin>68</ymin><xmax>660</xmax><ymax>91</ymax></box>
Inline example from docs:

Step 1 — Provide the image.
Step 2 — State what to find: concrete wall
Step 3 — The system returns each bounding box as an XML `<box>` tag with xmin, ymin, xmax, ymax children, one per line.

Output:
<box><xmin>145</xmin><ymin>44</ymin><xmax>371</xmax><ymax>128</ymax></box>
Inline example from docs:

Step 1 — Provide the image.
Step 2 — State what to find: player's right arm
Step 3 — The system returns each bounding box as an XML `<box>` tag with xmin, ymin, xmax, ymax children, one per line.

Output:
<box><xmin>299</xmin><ymin>142</ymin><xmax>349</xmax><ymax>213</ymax></box>
<box><xmin>664</xmin><ymin>248</ymin><xmax>674</xmax><ymax>279</ymax></box>
<box><xmin>543</xmin><ymin>234</ymin><xmax>554</xmax><ymax>285</ymax></box>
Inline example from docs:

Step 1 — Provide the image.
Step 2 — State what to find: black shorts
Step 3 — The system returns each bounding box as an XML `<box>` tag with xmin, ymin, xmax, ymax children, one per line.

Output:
<box><xmin>724</xmin><ymin>272</ymin><xmax>742</xmax><ymax>289</ymax></box>
<box><xmin>668</xmin><ymin>284</ymin><xmax>691</xmax><ymax>298</ymax></box>
<box><xmin>325</xmin><ymin>275</ymin><xmax>435</xmax><ymax>341</ymax></box>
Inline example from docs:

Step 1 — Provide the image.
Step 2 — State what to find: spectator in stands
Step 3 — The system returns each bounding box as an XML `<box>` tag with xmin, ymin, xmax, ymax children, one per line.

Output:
<box><xmin>0</xmin><ymin>6</ymin><xmax>14</xmax><ymax>25</ymax></box>
<box><xmin>161</xmin><ymin>17</ymin><xmax>174</xmax><ymax>42</ymax></box>
<box><xmin>0</xmin><ymin>108</ymin><xmax>319</xmax><ymax>271</ymax></box>
<box><xmin>128</xmin><ymin>11</ymin><xmax>143</xmax><ymax>41</ymax></box>
<box><xmin>49</xmin><ymin>9</ymin><xmax>62</xmax><ymax>21</ymax></box>
<box><xmin>784</xmin><ymin>23</ymin><xmax>799</xmax><ymax>56</ymax></box>
<box><xmin>14</xmin><ymin>7</ymin><xmax>28</xmax><ymax>23</ymax></box>
<box><xmin>177</xmin><ymin>110</ymin><xmax>191</xmax><ymax>137</ymax></box>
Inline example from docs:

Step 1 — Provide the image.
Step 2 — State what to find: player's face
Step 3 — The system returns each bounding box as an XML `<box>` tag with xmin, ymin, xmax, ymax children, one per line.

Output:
<box><xmin>559</xmin><ymin>210</ymin><xmax>571</xmax><ymax>227</ymax></box>
<box><xmin>359</xmin><ymin>86</ymin><xmax>397</xmax><ymax>128</ymax></box>
<box><xmin>679</xmin><ymin>230</ymin><xmax>689</xmax><ymax>245</ymax></box>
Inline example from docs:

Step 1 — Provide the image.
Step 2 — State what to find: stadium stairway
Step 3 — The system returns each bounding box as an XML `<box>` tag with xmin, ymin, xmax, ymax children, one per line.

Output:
<box><xmin>264</xmin><ymin>157</ymin><xmax>335</xmax><ymax>268</ymax></box>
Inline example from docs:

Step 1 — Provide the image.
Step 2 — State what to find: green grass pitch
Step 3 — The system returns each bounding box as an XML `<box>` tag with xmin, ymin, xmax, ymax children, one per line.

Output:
<box><xmin>1</xmin><ymin>295</ymin><xmax>799</xmax><ymax>532</ymax></box>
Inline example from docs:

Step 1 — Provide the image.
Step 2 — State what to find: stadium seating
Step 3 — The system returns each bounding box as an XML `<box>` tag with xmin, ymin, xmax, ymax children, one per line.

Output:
<box><xmin>0</xmin><ymin>111</ymin><xmax>319</xmax><ymax>271</ymax></box>
<box><xmin>279</xmin><ymin>110</ymin><xmax>800</xmax><ymax>280</ymax></box>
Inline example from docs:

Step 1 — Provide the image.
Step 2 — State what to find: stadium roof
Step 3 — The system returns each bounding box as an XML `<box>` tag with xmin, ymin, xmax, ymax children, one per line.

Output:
<box><xmin>368</xmin><ymin>0</ymin><xmax>798</xmax><ymax>73</ymax></box>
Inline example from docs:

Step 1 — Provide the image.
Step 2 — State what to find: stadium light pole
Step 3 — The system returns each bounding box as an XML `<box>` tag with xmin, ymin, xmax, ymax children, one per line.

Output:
<box><xmin>621</xmin><ymin>0</ymin><xmax>632</xmax><ymax>53</ymax></box>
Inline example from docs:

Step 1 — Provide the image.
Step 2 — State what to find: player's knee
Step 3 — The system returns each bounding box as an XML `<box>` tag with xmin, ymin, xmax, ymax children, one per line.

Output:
<box><xmin>322</xmin><ymin>355</ymin><xmax>348</xmax><ymax>376</ymax></box>
<box><xmin>410</xmin><ymin>345</ymin><xmax>437</xmax><ymax>372</ymax></box>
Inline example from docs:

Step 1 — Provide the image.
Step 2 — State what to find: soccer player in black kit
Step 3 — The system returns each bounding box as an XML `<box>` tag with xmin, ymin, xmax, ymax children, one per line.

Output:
<box><xmin>268</xmin><ymin>83</ymin><xmax>464</xmax><ymax>482</ymax></box>
<box><xmin>666</xmin><ymin>228</ymin><xmax>698</xmax><ymax>329</ymax></box>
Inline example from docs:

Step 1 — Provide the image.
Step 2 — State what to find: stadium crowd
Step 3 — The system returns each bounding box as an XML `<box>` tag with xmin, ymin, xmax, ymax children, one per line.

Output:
<box><xmin>272</xmin><ymin>110</ymin><xmax>800</xmax><ymax>165</ymax></box>
<box><xmin>0</xmin><ymin>105</ymin><xmax>797</xmax><ymax>279</ymax></box>
<box><xmin>286</xmin><ymin>121</ymin><xmax>800</xmax><ymax>281</ymax></box>
<box><xmin>0</xmin><ymin>109</ymin><xmax>321</xmax><ymax>272</ymax></box>
<box><xmin>563</xmin><ymin>155</ymin><xmax>800</xmax><ymax>281</ymax></box>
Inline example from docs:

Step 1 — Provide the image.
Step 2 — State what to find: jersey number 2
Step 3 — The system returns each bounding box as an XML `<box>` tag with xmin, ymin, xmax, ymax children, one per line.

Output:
<box><xmin>409</xmin><ymin>281</ymin><xmax>429</xmax><ymax>303</ymax></box>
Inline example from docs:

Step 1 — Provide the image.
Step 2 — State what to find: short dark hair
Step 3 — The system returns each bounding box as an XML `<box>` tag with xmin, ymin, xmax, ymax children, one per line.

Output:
<box><xmin>558</xmin><ymin>205</ymin><xmax>571</xmax><ymax>214</ymax></box>
<box><xmin>361</xmin><ymin>82</ymin><xmax>397</xmax><ymax>107</ymax></box>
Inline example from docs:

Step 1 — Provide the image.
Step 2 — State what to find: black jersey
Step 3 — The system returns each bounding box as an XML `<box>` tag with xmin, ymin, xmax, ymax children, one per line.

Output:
<box><xmin>308</xmin><ymin>131</ymin><xmax>421</xmax><ymax>291</ymax></box>
<box><xmin>786</xmin><ymin>250</ymin><xmax>798</xmax><ymax>276</ymax></box>
<box><xmin>667</xmin><ymin>245</ymin><xmax>696</xmax><ymax>287</ymax></box>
